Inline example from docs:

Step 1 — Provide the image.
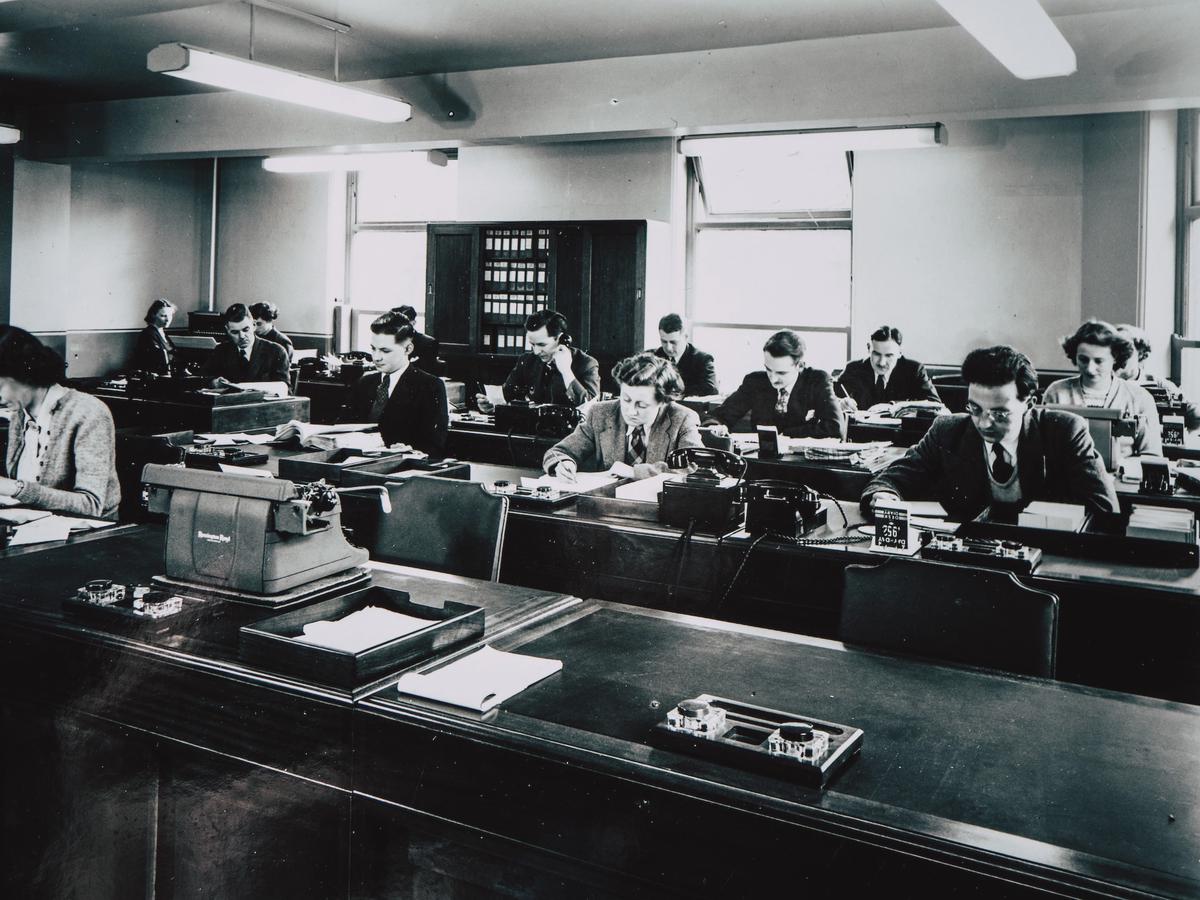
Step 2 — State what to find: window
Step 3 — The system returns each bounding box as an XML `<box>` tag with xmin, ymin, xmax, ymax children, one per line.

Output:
<box><xmin>347</xmin><ymin>152</ymin><xmax>458</xmax><ymax>350</ymax></box>
<box><xmin>1184</xmin><ymin>110</ymin><xmax>1200</xmax><ymax>338</ymax></box>
<box><xmin>684</xmin><ymin>136</ymin><xmax>853</xmax><ymax>390</ymax></box>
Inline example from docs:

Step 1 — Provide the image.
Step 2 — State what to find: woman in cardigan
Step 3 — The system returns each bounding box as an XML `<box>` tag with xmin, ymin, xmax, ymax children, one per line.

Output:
<box><xmin>131</xmin><ymin>297</ymin><xmax>177</xmax><ymax>375</ymax></box>
<box><xmin>0</xmin><ymin>326</ymin><xmax>120</xmax><ymax>520</ymax></box>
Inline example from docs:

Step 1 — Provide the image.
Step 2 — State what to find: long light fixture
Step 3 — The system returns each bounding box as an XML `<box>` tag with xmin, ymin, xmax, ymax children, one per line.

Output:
<box><xmin>936</xmin><ymin>0</ymin><xmax>1076</xmax><ymax>80</ymax></box>
<box><xmin>0</xmin><ymin>124</ymin><xmax>20</xmax><ymax>145</ymax></box>
<box><xmin>147</xmin><ymin>42</ymin><xmax>412</xmax><ymax>123</ymax></box>
<box><xmin>679</xmin><ymin>126</ymin><xmax>942</xmax><ymax>158</ymax></box>
<box><xmin>262</xmin><ymin>150</ymin><xmax>449</xmax><ymax>173</ymax></box>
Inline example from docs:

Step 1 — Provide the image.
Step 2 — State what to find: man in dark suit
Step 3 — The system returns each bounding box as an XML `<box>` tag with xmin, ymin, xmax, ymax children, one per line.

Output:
<box><xmin>202</xmin><ymin>303</ymin><xmax>290</xmax><ymax>389</ymax></box>
<box><xmin>478</xmin><ymin>309</ymin><xmax>599</xmax><ymax>410</ymax></box>
<box><xmin>703</xmin><ymin>330</ymin><xmax>846</xmax><ymax>439</ymax></box>
<box><xmin>648</xmin><ymin>313</ymin><xmax>719</xmax><ymax>397</ymax></box>
<box><xmin>861</xmin><ymin>345</ymin><xmax>1118</xmax><ymax>520</ymax></box>
<box><xmin>352</xmin><ymin>311</ymin><xmax>447</xmax><ymax>456</ymax></box>
<box><xmin>391</xmin><ymin>305</ymin><xmax>440</xmax><ymax>375</ymax></box>
<box><xmin>836</xmin><ymin>324</ymin><xmax>941</xmax><ymax>410</ymax></box>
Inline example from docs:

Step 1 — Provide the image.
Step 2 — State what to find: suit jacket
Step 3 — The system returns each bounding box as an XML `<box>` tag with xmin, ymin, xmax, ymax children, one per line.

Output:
<box><xmin>202</xmin><ymin>338</ymin><xmax>290</xmax><ymax>387</ymax></box>
<box><xmin>259</xmin><ymin>327</ymin><xmax>294</xmax><ymax>366</ymax></box>
<box><xmin>410</xmin><ymin>331</ymin><xmax>441</xmax><ymax>375</ymax></box>
<box><xmin>837</xmin><ymin>356</ymin><xmax>940</xmax><ymax>409</ymax></box>
<box><xmin>705</xmin><ymin>368</ymin><xmax>846</xmax><ymax>439</ymax></box>
<box><xmin>353</xmin><ymin>366</ymin><xmax>448</xmax><ymax>456</ymax></box>
<box><xmin>131</xmin><ymin>325</ymin><xmax>175</xmax><ymax>376</ymax></box>
<box><xmin>650</xmin><ymin>343</ymin><xmax>719</xmax><ymax>396</ymax></box>
<box><xmin>502</xmin><ymin>347</ymin><xmax>600</xmax><ymax>407</ymax></box>
<box><xmin>543</xmin><ymin>400</ymin><xmax>703</xmax><ymax>475</ymax></box>
<box><xmin>861</xmin><ymin>409</ymin><xmax>1118</xmax><ymax>520</ymax></box>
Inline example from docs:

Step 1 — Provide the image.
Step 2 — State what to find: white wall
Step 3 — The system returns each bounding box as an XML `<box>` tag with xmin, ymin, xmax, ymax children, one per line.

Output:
<box><xmin>11</xmin><ymin>158</ymin><xmax>209</xmax><ymax>332</ymax></box>
<box><xmin>852</xmin><ymin>116</ymin><xmax>1142</xmax><ymax>370</ymax></box>
<box><xmin>214</xmin><ymin>158</ymin><xmax>344</xmax><ymax>336</ymax></box>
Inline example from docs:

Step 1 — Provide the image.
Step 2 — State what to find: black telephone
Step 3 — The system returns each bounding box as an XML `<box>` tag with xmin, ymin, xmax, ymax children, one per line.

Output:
<box><xmin>340</xmin><ymin>350</ymin><xmax>373</xmax><ymax>363</ymax></box>
<box><xmin>666</xmin><ymin>447</ymin><xmax>747</xmax><ymax>482</ymax></box>
<box><xmin>742</xmin><ymin>479</ymin><xmax>825</xmax><ymax>537</ymax></box>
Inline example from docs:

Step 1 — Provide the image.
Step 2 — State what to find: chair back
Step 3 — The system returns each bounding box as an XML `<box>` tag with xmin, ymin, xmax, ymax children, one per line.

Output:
<box><xmin>840</xmin><ymin>557</ymin><xmax>1058</xmax><ymax>677</ymax></box>
<box><xmin>341</xmin><ymin>475</ymin><xmax>508</xmax><ymax>581</ymax></box>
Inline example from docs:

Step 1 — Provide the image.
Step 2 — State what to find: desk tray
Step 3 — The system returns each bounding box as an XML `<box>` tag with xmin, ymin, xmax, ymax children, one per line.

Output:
<box><xmin>960</xmin><ymin>509</ymin><xmax>1199</xmax><ymax>569</ymax></box>
<box><xmin>574</xmin><ymin>480</ymin><xmax>659</xmax><ymax>522</ymax></box>
<box><xmin>340</xmin><ymin>460</ymin><xmax>472</xmax><ymax>487</ymax></box>
<box><xmin>278</xmin><ymin>449</ymin><xmax>420</xmax><ymax>484</ymax></box>
<box><xmin>181</xmin><ymin>388</ymin><xmax>267</xmax><ymax>408</ymax></box>
<box><xmin>239</xmin><ymin>586</ymin><xmax>485</xmax><ymax>688</ymax></box>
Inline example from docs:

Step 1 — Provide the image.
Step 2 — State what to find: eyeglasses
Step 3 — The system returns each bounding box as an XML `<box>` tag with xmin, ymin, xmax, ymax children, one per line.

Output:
<box><xmin>965</xmin><ymin>402</ymin><xmax>1016</xmax><ymax>424</ymax></box>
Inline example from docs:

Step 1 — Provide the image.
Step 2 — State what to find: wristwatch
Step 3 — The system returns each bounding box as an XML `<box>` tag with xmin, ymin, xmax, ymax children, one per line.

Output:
<box><xmin>11</xmin><ymin>479</ymin><xmax>24</xmax><ymax>497</ymax></box>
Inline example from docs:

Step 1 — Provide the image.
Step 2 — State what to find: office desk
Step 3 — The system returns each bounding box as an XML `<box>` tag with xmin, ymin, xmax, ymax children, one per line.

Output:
<box><xmin>447</xmin><ymin>420</ymin><xmax>560</xmax><ymax>468</ymax></box>
<box><xmin>93</xmin><ymin>390</ymin><xmax>310</xmax><ymax>432</ymax></box>
<box><xmin>742</xmin><ymin>447</ymin><xmax>905</xmax><ymax>498</ymax></box>
<box><xmin>2</xmin><ymin>527</ymin><xmax>1195</xmax><ymax>899</ymax></box>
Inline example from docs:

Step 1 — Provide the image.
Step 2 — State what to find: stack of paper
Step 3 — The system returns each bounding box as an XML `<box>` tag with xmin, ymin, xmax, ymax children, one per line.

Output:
<box><xmin>396</xmin><ymin>645</ymin><xmax>562</xmax><ymax>712</ymax></box>
<box><xmin>196</xmin><ymin>432</ymin><xmax>276</xmax><ymax>446</ymax></box>
<box><xmin>1017</xmin><ymin>501</ymin><xmax>1087</xmax><ymax>532</ymax></box>
<box><xmin>1128</xmin><ymin>505</ymin><xmax>1196</xmax><ymax>543</ymax></box>
<box><xmin>293</xmin><ymin>606</ymin><xmax>436</xmax><ymax>654</ymax></box>
<box><xmin>274</xmin><ymin>420</ymin><xmax>386</xmax><ymax>451</ymax></box>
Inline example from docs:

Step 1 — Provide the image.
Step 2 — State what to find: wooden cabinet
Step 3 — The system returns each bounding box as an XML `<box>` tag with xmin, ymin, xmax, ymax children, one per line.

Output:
<box><xmin>427</xmin><ymin>220</ymin><xmax>651</xmax><ymax>390</ymax></box>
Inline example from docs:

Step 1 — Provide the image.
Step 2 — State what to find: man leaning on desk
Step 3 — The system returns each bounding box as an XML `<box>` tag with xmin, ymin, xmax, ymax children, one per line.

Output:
<box><xmin>836</xmin><ymin>324</ymin><xmax>940</xmax><ymax>411</ymax></box>
<box><xmin>861</xmin><ymin>345</ymin><xmax>1118</xmax><ymax>521</ymax></box>
<box><xmin>201</xmin><ymin>303</ymin><xmax>290</xmax><ymax>389</ymax></box>
<box><xmin>704</xmin><ymin>329</ymin><xmax>846</xmax><ymax>439</ymax></box>
<box><xmin>544</xmin><ymin>353</ymin><xmax>703</xmax><ymax>481</ymax></box>
<box><xmin>649</xmin><ymin>313</ymin><xmax>719</xmax><ymax>397</ymax></box>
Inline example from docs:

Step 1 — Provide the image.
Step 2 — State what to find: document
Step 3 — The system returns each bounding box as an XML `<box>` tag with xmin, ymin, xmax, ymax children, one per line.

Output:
<box><xmin>196</xmin><ymin>432</ymin><xmax>276</xmax><ymax>446</ymax></box>
<box><xmin>396</xmin><ymin>645</ymin><xmax>562</xmax><ymax>712</ymax></box>
<box><xmin>293</xmin><ymin>606</ymin><xmax>436</xmax><ymax>654</ymax></box>
<box><xmin>483</xmin><ymin>384</ymin><xmax>506</xmax><ymax>404</ymax></box>
<box><xmin>520</xmin><ymin>472</ymin><xmax>617</xmax><ymax>493</ymax></box>
<box><xmin>232</xmin><ymin>380</ymin><xmax>290</xmax><ymax>398</ymax></box>
<box><xmin>5</xmin><ymin>512</ymin><xmax>71</xmax><ymax>546</ymax></box>
<box><xmin>615</xmin><ymin>472</ymin><xmax>675</xmax><ymax>502</ymax></box>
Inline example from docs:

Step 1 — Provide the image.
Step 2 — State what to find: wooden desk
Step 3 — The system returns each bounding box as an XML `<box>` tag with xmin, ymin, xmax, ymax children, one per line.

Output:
<box><xmin>2</xmin><ymin>527</ymin><xmax>1196</xmax><ymax>898</ymax></box>
<box><xmin>447</xmin><ymin>420</ymin><xmax>559</xmax><ymax>468</ymax></box>
<box><xmin>93</xmin><ymin>391</ymin><xmax>310</xmax><ymax>432</ymax></box>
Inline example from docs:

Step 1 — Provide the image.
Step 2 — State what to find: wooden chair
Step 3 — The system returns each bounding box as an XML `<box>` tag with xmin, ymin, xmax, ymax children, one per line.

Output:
<box><xmin>840</xmin><ymin>557</ymin><xmax>1059</xmax><ymax>677</ymax></box>
<box><xmin>340</xmin><ymin>474</ymin><xmax>509</xmax><ymax>581</ymax></box>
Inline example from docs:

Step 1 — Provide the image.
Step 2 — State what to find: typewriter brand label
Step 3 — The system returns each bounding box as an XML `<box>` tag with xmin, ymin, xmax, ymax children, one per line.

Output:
<box><xmin>196</xmin><ymin>530</ymin><xmax>232</xmax><ymax>544</ymax></box>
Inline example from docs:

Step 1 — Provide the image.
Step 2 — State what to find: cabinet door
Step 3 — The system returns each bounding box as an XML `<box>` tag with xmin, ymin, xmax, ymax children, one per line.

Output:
<box><xmin>586</xmin><ymin>222</ymin><xmax>646</xmax><ymax>386</ymax></box>
<box><xmin>426</xmin><ymin>225</ymin><xmax>479</xmax><ymax>352</ymax></box>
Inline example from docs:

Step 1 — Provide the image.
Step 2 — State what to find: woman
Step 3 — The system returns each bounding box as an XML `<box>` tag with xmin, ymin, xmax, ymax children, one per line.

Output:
<box><xmin>1042</xmin><ymin>319</ymin><xmax>1162</xmax><ymax>457</ymax></box>
<box><xmin>544</xmin><ymin>353</ymin><xmax>704</xmax><ymax>481</ymax></box>
<box><xmin>249</xmin><ymin>302</ymin><xmax>294</xmax><ymax>366</ymax></box>
<box><xmin>131</xmin><ymin>297</ymin><xmax>176</xmax><ymax>375</ymax></box>
<box><xmin>1115</xmin><ymin>323</ymin><xmax>1200</xmax><ymax>431</ymax></box>
<box><xmin>0</xmin><ymin>326</ymin><xmax>120</xmax><ymax>520</ymax></box>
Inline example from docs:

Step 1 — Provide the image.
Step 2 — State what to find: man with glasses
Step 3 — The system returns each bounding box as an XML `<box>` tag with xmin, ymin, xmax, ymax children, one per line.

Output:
<box><xmin>861</xmin><ymin>345</ymin><xmax>1117</xmax><ymax>520</ymax></box>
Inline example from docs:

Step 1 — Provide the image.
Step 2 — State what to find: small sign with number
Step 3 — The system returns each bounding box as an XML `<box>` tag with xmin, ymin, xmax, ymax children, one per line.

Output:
<box><xmin>1162</xmin><ymin>415</ymin><xmax>1185</xmax><ymax>447</ymax></box>
<box><xmin>872</xmin><ymin>500</ymin><xmax>919</xmax><ymax>555</ymax></box>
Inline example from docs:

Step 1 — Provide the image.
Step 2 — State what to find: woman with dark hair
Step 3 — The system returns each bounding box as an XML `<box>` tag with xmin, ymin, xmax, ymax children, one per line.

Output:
<box><xmin>0</xmin><ymin>326</ymin><xmax>120</xmax><ymax>519</ymax></box>
<box><xmin>1042</xmin><ymin>318</ymin><xmax>1161</xmax><ymax>457</ymax></box>
<box><xmin>543</xmin><ymin>352</ymin><xmax>703</xmax><ymax>481</ymax></box>
<box><xmin>249</xmin><ymin>301</ymin><xmax>294</xmax><ymax>365</ymax></box>
<box><xmin>131</xmin><ymin>297</ymin><xmax>177</xmax><ymax>375</ymax></box>
<box><xmin>1115</xmin><ymin>323</ymin><xmax>1200</xmax><ymax>431</ymax></box>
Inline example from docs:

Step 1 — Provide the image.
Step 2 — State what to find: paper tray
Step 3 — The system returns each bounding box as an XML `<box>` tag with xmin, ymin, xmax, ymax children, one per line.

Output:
<box><xmin>574</xmin><ymin>479</ymin><xmax>660</xmax><ymax>522</ymax></box>
<box><xmin>238</xmin><ymin>586</ymin><xmax>485</xmax><ymax>688</ymax></box>
<box><xmin>277</xmin><ymin>449</ymin><xmax>426</xmax><ymax>484</ymax></box>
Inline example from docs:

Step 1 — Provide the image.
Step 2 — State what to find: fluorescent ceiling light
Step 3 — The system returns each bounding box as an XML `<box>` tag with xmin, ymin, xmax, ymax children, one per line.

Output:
<box><xmin>263</xmin><ymin>150</ymin><xmax>448</xmax><ymax>173</ymax></box>
<box><xmin>936</xmin><ymin>0</ymin><xmax>1076</xmax><ymax>80</ymax></box>
<box><xmin>679</xmin><ymin>126</ymin><xmax>942</xmax><ymax>158</ymax></box>
<box><xmin>147</xmin><ymin>42</ymin><xmax>411</xmax><ymax>123</ymax></box>
<box><xmin>0</xmin><ymin>124</ymin><xmax>20</xmax><ymax>145</ymax></box>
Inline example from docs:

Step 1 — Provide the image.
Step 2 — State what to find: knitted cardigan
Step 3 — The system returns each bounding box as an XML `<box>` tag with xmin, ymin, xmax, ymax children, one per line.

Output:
<box><xmin>5</xmin><ymin>387</ymin><xmax>121</xmax><ymax>520</ymax></box>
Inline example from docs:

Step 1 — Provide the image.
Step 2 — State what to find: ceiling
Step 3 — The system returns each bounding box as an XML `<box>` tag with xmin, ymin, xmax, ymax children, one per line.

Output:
<box><xmin>1</xmin><ymin>0</ymin><xmax>1192</xmax><ymax>106</ymax></box>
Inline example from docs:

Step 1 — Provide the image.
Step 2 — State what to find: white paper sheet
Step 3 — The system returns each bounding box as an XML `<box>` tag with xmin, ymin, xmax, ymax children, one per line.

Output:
<box><xmin>196</xmin><ymin>432</ymin><xmax>276</xmax><ymax>446</ymax></box>
<box><xmin>520</xmin><ymin>472</ymin><xmax>617</xmax><ymax>493</ymax></box>
<box><xmin>9</xmin><ymin>515</ymin><xmax>72</xmax><ymax>546</ymax></box>
<box><xmin>615</xmin><ymin>472</ymin><xmax>676</xmax><ymax>502</ymax></box>
<box><xmin>233</xmin><ymin>380</ymin><xmax>290</xmax><ymax>398</ymax></box>
<box><xmin>293</xmin><ymin>606</ymin><xmax>435</xmax><ymax>654</ymax></box>
<box><xmin>484</xmin><ymin>384</ymin><xmax>506</xmax><ymax>404</ymax></box>
<box><xmin>218</xmin><ymin>463</ymin><xmax>275</xmax><ymax>478</ymax></box>
<box><xmin>396</xmin><ymin>645</ymin><xmax>562</xmax><ymax>712</ymax></box>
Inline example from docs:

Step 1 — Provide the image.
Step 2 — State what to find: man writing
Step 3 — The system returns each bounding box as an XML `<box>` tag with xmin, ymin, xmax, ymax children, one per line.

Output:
<box><xmin>202</xmin><ymin>303</ymin><xmax>290</xmax><ymax>390</ymax></box>
<box><xmin>836</xmin><ymin>324</ymin><xmax>940</xmax><ymax>411</ymax></box>
<box><xmin>861</xmin><ymin>345</ymin><xmax>1117</xmax><ymax>520</ymax></box>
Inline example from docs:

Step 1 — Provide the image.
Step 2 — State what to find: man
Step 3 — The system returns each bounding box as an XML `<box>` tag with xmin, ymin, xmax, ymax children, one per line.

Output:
<box><xmin>544</xmin><ymin>353</ymin><xmax>703</xmax><ymax>481</ymax></box>
<box><xmin>836</xmin><ymin>324</ymin><xmax>940</xmax><ymax>411</ymax></box>
<box><xmin>352</xmin><ymin>311</ymin><xmax>447</xmax><ymax>456</ymax></box>
<box><xmin>704</xmin><ymin>330</ymin><xmax>845</xmax><ymax>439</ymax></box>
<box><xmin>391</xmin><ymin>304</ymin><xmax>440</xmax><ymax>375</ymax></box>
<box><xmin>202</xmin><ymin>303</ymin><xmax>290</xmax><ymax>389</ymax></box>
<box><xmin>481</xmin><ymin>309</ymin><xmax>599</xmax><ymax>409</ymax></box>
<box><xmin>861</xmin><ymin>345</ymin><xmax>1118</xmax><ymax>520</ymax></box>
<box><xmin>648</xmin><ymin>313</ymin><xmax>719</xmax><ymax>397</ymax></box>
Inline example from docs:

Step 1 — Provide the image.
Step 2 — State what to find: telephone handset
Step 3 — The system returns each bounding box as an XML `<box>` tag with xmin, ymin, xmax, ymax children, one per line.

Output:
<box><xmin>340</xmin><ymin>350</ymin><xmax>373</xmax><ymax>362</ymax></box>
<box><xmin>666</xmin><ymin>447</ymin><xmax>747</xmax><ymax>482</ymax></box>
<box><xmin>741</xmin><ymin>479</ymin><xmax>821</xmax><ymax>515</ymax></box>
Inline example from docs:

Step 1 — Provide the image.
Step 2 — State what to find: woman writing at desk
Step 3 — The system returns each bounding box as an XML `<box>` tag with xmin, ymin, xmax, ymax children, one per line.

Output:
<box><xmin>0</xmin><ymin>326</ymin><xmax>120</xmax><ymax>520</ymax></box>
<box><xmin>1042</xmin><ymin>319</ymin><xmax>1161</xmax><ymax>458</ymax></box>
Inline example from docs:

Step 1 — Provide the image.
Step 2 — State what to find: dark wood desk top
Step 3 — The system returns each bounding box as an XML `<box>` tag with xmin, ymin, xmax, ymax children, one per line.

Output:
<box><xmin>359</xmin><ymin>602</ymin><xmax>1200</xmax><ymax>898</ymax></box>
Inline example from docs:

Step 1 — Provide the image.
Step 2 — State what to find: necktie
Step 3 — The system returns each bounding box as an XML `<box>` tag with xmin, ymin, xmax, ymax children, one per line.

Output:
<box><xmin>775</xmin><ymin>388</ymin><xmax>789</xmax><ymax>415</ymax></box>
<box><xmin>991</xmin><ymin>442</ymin><xmax>1014</xmax><ymax>483</ymax></box>
<box><xmin>371</xmin><ymin>375</ymin><xmax>391</xmax><ymax>420</ymax></box>
<box><xmin>875</xmin><ymin>374</ymin><xmax>885</xmax><ymax>400</ymax></box>
<box><xmin>629</xmin><ymin>425</ymin><xmax>646</xmax><ymax>465</ymax></box>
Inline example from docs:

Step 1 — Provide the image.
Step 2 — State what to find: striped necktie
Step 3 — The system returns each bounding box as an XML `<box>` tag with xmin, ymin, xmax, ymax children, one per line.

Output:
<box><xmin>775</xmin><ymin>388</ymin><xmax>789</xmax><ymax>415</ymax></box>
<box><xmin>628</xmin><ymin>425</ymin><xmax>646</xmax><ymax>465</ymax></box>
<box><xmin>371</xmin><ymin>375</ymin><xmax>391</xmax><ymax>420</ymax></box>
